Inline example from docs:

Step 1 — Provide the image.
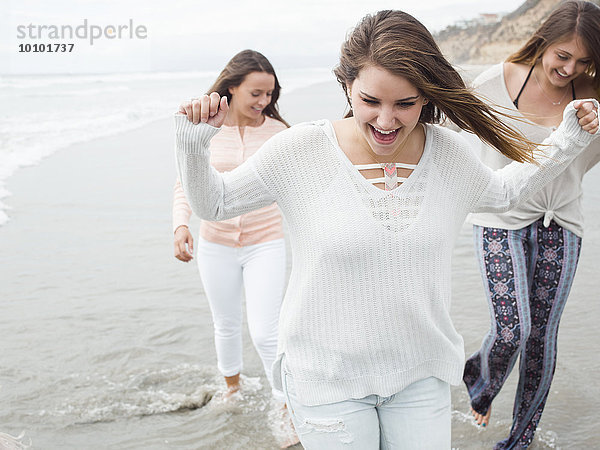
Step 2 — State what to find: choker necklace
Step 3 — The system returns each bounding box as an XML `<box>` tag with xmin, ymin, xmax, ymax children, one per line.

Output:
<box><xmin>533</xmin><ymin>67</ymin><xmax>569</xmax><ymax>106</ymax></box>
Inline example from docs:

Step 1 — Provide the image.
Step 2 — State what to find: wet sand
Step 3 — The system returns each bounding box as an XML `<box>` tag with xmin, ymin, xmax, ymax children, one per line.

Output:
<box><xmin>1</xmin><ymin>79</ymin><xmax>599</xmax><ymax>449</ymax></box>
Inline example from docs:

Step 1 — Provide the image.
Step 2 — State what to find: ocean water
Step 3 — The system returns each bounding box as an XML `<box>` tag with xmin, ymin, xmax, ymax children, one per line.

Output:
<box><xmin>0</xmin><ymin>68</ymin><xmax>334</xmax><ymax>226</ymax></box>
<box><xmin>1</xmin><ymin>67</ymin><xmax>599</xmax><ymax>449</ymax></box>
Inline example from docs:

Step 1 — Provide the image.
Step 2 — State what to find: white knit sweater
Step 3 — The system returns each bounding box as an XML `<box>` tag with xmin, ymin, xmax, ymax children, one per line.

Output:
<box><xmin>175</xmin><ymin>102</ymin><xmax>597</xmax><ymax>406</ymax></box>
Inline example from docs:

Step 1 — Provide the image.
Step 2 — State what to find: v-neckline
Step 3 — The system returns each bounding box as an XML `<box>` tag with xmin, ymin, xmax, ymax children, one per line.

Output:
<box><xmin>321</xmin><ymin>120</ymin><xmax>432</xmax><ymax>197</ymax></box>
<box><xmin>500</xmin><ymin>63</ymin><xmax>556</xmax><ymax>132</ymax></box>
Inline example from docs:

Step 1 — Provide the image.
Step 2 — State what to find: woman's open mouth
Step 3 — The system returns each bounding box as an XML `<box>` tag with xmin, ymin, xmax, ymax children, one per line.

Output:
<box><xmin>554</xmin><ymin>69</ymin><xmax>570</xmax><ymax>80</ymax></box>
<box><xmin>370</xmin><ymin>125</ymin><xmax>399</xmax><ymax>144</ymax></box>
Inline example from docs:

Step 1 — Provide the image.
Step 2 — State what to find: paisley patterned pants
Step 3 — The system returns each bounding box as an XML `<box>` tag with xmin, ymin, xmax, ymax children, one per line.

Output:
<box><xmin>463</xmin><ymin>219</ymin><xmax>581</xmax><ymax>449</ymax></box>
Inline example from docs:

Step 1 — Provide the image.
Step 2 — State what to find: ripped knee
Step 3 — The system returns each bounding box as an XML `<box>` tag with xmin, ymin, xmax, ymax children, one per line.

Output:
<box><xmin>298</xmin><ymin>418</ymin><xmax>354</xmax><ymax>444</ymax></box>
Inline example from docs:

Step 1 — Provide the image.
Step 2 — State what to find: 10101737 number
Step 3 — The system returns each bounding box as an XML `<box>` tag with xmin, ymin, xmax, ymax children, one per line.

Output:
<box><xmin>18</xmin><ymin>43</ymin><xmax>75</xmax><ymax>52</ymax></box>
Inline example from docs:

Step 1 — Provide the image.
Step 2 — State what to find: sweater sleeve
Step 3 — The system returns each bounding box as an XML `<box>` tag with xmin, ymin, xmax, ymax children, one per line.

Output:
<box><xmin>172</xmin><ymin>178</ymin><xmax>192</xmax><ymax>233</ymax></box>
<box><xmin>174</xmin><ymin>115</ymin><xmax>276</xmax><ymax>221</ymax></box>
<box><xmin>471</xmin><ymin>99</ymin><xmax>599</xmax><ymax>214</ymax></box>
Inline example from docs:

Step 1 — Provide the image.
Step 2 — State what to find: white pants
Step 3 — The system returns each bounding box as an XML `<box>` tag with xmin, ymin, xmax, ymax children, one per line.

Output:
<box><xmin>282</xmin><ymin>360</ymin><xmax>451</xmax><ymax>449</ymax></box>
<box><xmin>197</xmin><ymin>237</ymin><xmax>286</xmax><ymax>397</ymax></box>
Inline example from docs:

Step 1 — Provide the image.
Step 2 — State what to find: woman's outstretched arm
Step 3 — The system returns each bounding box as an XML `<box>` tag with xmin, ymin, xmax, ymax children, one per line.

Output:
<box><xmin>174</xmin><ymin>94</ymin><xmax>277</xmax><ymax>222</ymax></box>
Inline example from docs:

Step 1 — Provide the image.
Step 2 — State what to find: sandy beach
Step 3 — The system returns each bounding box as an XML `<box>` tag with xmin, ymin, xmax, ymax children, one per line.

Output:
<box><xmin>1</xmin><ymin>78</ymin><xmax>599</xmax><ymax>449</ymax></box>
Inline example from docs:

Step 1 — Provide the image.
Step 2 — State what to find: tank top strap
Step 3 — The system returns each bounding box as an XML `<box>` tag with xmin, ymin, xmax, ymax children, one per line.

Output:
<box><xmin>513</xmin><ymin>65</ymin><xmax>535</xmax><ymax>109</ymax></box>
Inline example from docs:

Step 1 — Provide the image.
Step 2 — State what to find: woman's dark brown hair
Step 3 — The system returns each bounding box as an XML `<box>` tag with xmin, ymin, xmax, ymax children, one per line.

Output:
<box><xmin>207</xmin><ymin>49</ymin><xmax>289</xmax><ymax>127</ymax></box>
<box><xmin>333</xmin><ymin>10</ymin><xmax>538</xmax><ymax>163</ymax></box>
<box><xmin>507</xmin><ymin>0</ymin><xmax>600</xmax><ymax>89</ymax></box>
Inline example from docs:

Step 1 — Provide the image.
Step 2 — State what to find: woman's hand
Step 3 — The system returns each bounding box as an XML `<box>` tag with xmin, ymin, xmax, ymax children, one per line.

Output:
<box><xmin>574</xmin><ymin>100</ymin><xmax>599</xmax><ymax>135</ymax></box>
<box><xmin>178</xmin><ymin>93</ymin><xmax>229</xmax><ymax>128</ymax></box>
<box><xmin>174</xmin><ymin>225</ymin><xmax>194</xmax><ymax>262</ymax></box>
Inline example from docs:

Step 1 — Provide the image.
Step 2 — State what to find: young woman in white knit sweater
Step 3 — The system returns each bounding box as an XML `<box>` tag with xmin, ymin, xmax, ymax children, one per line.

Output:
<box><xmin>174</xmin><ymin>10</ymin><xmax>598</xmax><ymax>449</ymax></box>
<box><xmin>462</xmin><ymin>2</ymin><xmax>600</xmax><ymax>449</ymax></box>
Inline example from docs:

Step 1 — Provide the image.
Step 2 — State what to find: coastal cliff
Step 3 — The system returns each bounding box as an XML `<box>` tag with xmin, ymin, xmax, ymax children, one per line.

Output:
<box><xmin>435</xmin><ymin>0</ymin><xmax>598</xmax><ymax>64</ymax></box>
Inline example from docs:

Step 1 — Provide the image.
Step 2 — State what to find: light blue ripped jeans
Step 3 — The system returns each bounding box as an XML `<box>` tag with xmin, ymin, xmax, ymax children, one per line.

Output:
<box><xmin>281</xmin><ymin>364</ymin><xmax>451</xmax><ymax>449</ymax></box>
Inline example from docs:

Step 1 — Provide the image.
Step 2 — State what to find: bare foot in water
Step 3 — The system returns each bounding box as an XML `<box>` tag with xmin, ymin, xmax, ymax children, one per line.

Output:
<box><xmin>269</xmin><ymin>403</ymin><xmax>300</xmax><ymax>448</ymax></box>
<box><xmin>470</xmin><ymin>406</ymin><xmax>491</xmax><ymax>427</ymax></box>
<box><xmin>222</xmin><ymin>385</ymin><xmax>240</xmax><ymax>400</ymax></box>
<box><xmin>223</xmin><ymin>373</ymin><xmax>241</xmax><ymax>399</ymax></box>
<box><xmin>280</xmin><ymin>404</ymin><xmax>300</xmax><ymax>448</ymax></box>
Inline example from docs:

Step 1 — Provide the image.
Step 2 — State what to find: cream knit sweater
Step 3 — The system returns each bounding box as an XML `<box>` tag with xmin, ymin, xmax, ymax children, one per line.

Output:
<box><xmin>466</xmin><ymin>63</ymin><xmax>600</xmax><ymax>237</ymax></box>
<box><xmin>175</xmin><ymin>102</ymin><xmax>597</xmax><ymax>406</ymax></box>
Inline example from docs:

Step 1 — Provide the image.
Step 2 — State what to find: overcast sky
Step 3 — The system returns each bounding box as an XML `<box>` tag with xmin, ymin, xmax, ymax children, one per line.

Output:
<box><xmin>1</xmin><ymin>0</ymin><xmax>525</xmax><ymax>74</ymax></box>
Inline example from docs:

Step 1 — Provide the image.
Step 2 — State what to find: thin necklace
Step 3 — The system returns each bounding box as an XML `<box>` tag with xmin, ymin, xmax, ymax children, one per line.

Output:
<box><xmin>367</xmin><ymin>142</ymin><xmax>406</xmax><ymax>165</ymax></box>
<box><xmin>533</xmin><ymin>67</ymin><xmax>569</xmax><ymax>106</ymax></box>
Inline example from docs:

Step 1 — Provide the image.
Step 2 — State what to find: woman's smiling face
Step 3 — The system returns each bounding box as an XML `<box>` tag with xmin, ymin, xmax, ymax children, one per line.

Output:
<box><xmin>228</xmin><ymin>71</ymin><xmax>275</xmax><ymax>122</ymax></box>
<box><xmin>348</xmin><ymin>65</ymin><xmax>427</xmax><ymax>157</ymax></box>
<box><xmin>540</xmin><ymin>35</ymin><xmax>592</xmax><ymax>88</ymax></box>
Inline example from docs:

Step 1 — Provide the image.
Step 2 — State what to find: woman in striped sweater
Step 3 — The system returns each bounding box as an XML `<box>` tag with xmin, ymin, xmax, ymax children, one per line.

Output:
<box><xmin>172</xmin><ymin>49</ymin><xmax>297</xmax><ymax>447</ymax></box>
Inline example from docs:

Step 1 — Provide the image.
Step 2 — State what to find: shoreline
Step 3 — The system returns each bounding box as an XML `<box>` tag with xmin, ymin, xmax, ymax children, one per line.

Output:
<box><xmin>0</xmin><ymin>79</ymin><xmax>346</xmax><ymax>228</ymax></box>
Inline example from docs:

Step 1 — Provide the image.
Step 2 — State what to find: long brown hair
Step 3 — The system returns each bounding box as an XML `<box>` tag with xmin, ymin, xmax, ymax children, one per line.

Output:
<box><xmin>333</xmin><ymin>10</ymin><xmax>538</xmax><ymax>163</ymax></box>
<box><xmin>207</xmin><ymin>49</ymin><xmax>289</xmax><ymax>127</ymax></box>
<box><xmin>507</xmin><ymin>1</ymin><xmax>600</xmax><ymax>89</ymax></box>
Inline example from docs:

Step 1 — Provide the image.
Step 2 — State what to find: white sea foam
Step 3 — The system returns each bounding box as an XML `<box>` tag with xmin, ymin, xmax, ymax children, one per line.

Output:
<box><xmin>48</xmin><ymin>364</ymin><xmax>218</xmax><ymax>424</ymax></box>
<box><xmin>41</xmin><ymin>364</ymin><xmax>275</xmax><ymax>425</ymax></box>
<box><xmin>536</xmin><ymin>428</ymin><xmax>559</xmax><ymax>448</ymax></box>
<box><xmin>0</xmin><ymin>68</ymin><xmax>334</xmax><ymax>226</ymax></box>
<box><xmin>207</xmin><ymin>375</ymin><xmax>267</xmax><ymax>415</ymax></box>
<box><xmin>0</xmin><ymin>71</ymin><xmax>220</xmax><ymax>90</ymax></box>
<box><xmin>20</xmin><ymin>86</ymin><xmax>131</xmax><ymax>97</ymax></box>
<box><xmin>0</xmin><ymin>431</ymin><xmax>31</xmax><ymax>450</ymax></box>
